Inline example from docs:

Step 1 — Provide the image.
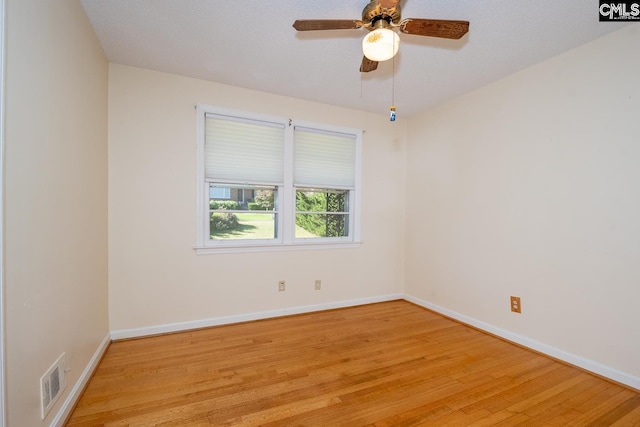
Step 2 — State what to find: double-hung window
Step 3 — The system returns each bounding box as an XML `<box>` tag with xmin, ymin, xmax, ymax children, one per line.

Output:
<box><xmin>195</xmin><ymin>104</ymin><xmax>361</xmax><ymax>252</ymax></box>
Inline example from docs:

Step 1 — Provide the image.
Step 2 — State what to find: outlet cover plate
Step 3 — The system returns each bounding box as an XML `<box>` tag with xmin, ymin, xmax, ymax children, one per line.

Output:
<box><xmin>510</xmin><ymin>296</ymin><xmax>521</xmax><ymax>313</ymax></box>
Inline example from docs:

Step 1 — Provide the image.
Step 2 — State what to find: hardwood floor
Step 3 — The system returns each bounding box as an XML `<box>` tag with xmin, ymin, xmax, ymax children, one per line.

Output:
<box><xmin>67</xmin><ymin>300</ymin><xmax>640</xmax><ymax>426</ymax></box>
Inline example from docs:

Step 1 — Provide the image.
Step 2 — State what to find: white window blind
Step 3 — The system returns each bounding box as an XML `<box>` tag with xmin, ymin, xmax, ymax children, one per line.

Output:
<box><xmin>294</xmin><ymin>127</ymin><xmax>356</xmax><ymax>189</ymax></box>
<box><xmin>205</xmin><ymin>114</ymin><xmax>285</xmax><ymax>185</ymax></box>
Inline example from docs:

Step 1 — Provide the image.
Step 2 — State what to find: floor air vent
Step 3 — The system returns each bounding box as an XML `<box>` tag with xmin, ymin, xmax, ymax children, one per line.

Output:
<box><xmin>40</xmin><ymin>353</ymin><xmax>67</xmax><ymax>419</ymax></box>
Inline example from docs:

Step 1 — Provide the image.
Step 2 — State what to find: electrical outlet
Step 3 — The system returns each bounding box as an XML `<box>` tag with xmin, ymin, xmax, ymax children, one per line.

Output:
<box><xmin>278</xmin><ymin>280</ymin><xmax>285</xmax><ymax>292</ymax></box>
<box><xmin>510</xmin><ymin>296</ymin><xmax>521</xmax><ymax>313</ymax></box>
<box><xmin>315</xmin><ymin>280</ymin><xmax>321</xmax><ymax>290</ymax></box>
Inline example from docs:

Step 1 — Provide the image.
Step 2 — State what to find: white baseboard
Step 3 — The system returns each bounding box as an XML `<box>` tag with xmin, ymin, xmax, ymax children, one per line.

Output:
<box><xmin>110</xmin><ymin>294</ymin><xmax>404</xmax><ymax>340</ymax></box>
<box><xmin>50</xmin><ymin>332</ymin><xmax>111</xmax><ymax>427</ymax></box>
<box><xmin>404</xmin><ymin>294</ymin><xmax>640</xmax><ymax>391</ymax></box>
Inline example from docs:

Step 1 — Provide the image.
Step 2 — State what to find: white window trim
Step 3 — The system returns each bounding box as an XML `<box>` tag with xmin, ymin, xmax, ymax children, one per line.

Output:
<box><xmin>194</xmin><ymin>104</ymin><xmax>362</xmax><ymax>254</ymax></box>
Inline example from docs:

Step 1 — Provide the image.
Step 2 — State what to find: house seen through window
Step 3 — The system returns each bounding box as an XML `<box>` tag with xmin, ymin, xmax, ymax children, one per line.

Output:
<box><xmin>196</xmin><ymin>105</ymin><xmax>361</xmax><ymax>250</ymax></box>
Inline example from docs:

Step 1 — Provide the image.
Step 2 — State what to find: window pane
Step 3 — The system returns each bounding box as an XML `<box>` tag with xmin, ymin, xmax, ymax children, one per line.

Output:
<box><xmin>295</xmin><ymin>188</ymin><xmax>349</xmax><ymax>238</ymax></box>
<box><xmin>209</xmin><ymin>184</ymin><xmax>278</xmax><ymax>240</ymax></box>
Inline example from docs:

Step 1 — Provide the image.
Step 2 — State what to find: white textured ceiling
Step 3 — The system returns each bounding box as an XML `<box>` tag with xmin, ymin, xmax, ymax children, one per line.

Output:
<box><xmin>81</xmin><ymin>1</ymin><xmax>628</xmax><ymax>118</ymax></box>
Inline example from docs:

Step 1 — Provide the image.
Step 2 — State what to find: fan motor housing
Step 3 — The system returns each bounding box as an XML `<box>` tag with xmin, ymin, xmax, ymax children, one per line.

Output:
<box><xmin>362</xmin><ymin>0</ymin><xmax>401</xmax><ymax>26</ymax></box>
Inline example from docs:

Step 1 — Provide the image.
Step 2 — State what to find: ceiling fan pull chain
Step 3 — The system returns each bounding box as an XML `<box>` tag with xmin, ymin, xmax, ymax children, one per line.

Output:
<box><xmin>390</xmin><ymin>53</ymin><xmax>396</xmax><ymax>121</ymax></box>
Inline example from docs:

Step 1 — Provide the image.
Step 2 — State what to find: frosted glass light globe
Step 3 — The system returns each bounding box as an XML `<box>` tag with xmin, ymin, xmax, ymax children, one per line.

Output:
<box><xmin>362</xmin><ymin>28</ymin><xmax>400</xmax><ymax>62</ymax></box>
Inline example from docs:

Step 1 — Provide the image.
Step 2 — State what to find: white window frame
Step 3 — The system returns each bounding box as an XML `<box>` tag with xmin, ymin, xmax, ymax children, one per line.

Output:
<box><xmin>194</xmin><ymin>104</ymin><xmax>362</xmax><ymax>254</ymax></box>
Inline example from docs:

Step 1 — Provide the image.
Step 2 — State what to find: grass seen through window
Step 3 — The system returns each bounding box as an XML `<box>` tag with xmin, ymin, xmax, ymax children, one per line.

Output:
<box><xmin>210</xmin><ymin>212</ymin><xmax>317</xmax><ymax>239</ymax></box>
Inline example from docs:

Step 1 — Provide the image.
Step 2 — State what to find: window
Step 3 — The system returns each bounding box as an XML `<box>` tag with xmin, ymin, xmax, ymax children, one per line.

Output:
<box><xmin>210</xmin><ymin>186</ymin><xmax>230</xmax><ymax>200</ymax></box>
<box><xmin>209</xmin><ymin>184</ymin><xmax>278</xmax><ymax>240</ymax></box>
<box><xmin>195</xmin><ymin>105</ymin><xmax>361</xmax><ymax>252</ymax></box>
<box><xmin>295</xmin><ymin>188</ymin><xmax>349</xmax><ymax>239</ymax></box>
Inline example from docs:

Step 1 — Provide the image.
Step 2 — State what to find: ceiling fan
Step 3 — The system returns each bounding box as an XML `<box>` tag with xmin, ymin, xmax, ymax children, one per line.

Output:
<box><xmin>293</xmin><ymin>0</ymin><xmax>469</xmax><ymax>72</ymax></box>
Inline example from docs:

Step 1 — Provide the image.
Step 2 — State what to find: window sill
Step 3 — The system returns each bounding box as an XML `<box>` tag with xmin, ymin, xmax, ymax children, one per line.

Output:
<box><xmin>194</xmin><ymin>241</ymin><xmax>362</xmax><ymax>255</ymax></box>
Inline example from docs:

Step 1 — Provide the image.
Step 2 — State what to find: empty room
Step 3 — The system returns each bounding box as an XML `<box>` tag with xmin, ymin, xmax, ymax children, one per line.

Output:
<box><xmin>2</xmin><ymin>0</ymin><xmax>639</xmax><ymax>426</ymax></box>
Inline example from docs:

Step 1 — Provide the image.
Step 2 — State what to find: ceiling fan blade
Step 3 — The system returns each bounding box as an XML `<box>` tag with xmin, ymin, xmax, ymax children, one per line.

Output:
<box><xmin>399</xmin><ymin>19</ymin><xmax>469</xmax><ymax>39</ymax></box>
<box><xmin>359</xmin><ymin>56</ymin><xmax>378</xmax><ymax>73</ymax></box>
<box><xmin>293</xmin><ymin>20</ymin><xmax>364</xmax><ymax>31</ymax></box>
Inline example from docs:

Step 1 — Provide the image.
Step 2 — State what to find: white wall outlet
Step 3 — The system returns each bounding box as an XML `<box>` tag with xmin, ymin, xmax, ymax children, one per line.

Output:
<box><xmin>315</xmin><ymin>280</ymin><xmax>321</xmax><ymax>290</ymax></box>
<box><xmin>278</xmin><ymin>280</ymin><xmax>285</xmax><ymax>292</ymax></box>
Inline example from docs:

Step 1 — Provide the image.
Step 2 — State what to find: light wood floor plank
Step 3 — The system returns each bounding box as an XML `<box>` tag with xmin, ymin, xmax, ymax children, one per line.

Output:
<box><xmin>66</xmin><ymin>300</ymin><xmax>640</xmax><ymax>426</ymax></box>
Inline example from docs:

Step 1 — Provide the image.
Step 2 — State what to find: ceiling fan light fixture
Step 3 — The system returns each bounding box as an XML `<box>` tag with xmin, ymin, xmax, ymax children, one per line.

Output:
<box><xmin>362</xmin><ymin>28</ymin><xmax>400</xmax><ymax>62</ymax></box>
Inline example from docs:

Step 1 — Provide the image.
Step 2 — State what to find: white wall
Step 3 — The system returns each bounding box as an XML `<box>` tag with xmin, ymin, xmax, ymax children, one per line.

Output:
<box><xmin>405</xmin><ymin>25</ymin><xmax>640</xmax><ymax>381</ymax></box>
<box><xmin>4</xmin><ymin>9</ymin><xmax>635</xmax><ymax>425</ymax></box>
<box><xmin>4</xmin><ymin>0</ymin><xmax>109</xmax><ymax>425</ymax></box>
<box><xmin>108</xmin><ymin>64</ymin><xmax>406</xmax><ymax>333</ymax></box>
